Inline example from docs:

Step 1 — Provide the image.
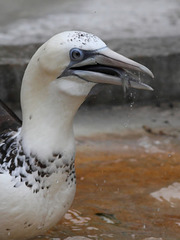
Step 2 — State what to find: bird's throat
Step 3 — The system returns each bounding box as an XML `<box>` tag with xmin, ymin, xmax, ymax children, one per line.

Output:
<box><xmin>20</xmin><ymin>78</ymin><xmax>85</xmax><ymax>161</ymax></box>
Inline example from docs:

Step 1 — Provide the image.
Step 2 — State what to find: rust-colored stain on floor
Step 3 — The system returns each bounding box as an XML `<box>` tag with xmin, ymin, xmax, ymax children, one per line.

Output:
<box><xmin>38</xmin><ymin>133</ymin><xmax>180</xmax><ymax>240</ymax></box>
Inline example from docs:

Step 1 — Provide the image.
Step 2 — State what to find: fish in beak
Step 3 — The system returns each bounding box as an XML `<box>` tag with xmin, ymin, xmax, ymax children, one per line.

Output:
<box><xmin>61</xmin><ymin>46</ymin><xmax>154</xmax><ymax>91</ymax></box>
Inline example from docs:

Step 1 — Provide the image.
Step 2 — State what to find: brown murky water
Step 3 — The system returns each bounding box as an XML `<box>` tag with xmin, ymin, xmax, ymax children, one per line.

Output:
<box><xmin>37</xmin><ymin>132</ymin><xmax>180</xmax><ymax>240</ymax></box>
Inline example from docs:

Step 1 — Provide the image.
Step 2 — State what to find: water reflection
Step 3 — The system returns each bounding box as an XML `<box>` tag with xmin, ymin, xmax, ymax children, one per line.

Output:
<box><xmin>151</xmin><ymin>182</ymin><xmax>180</xmax><ymax>208</ymax></box>
<box><xmin>64</xmin><ymin>210</ymin><xmax>91</xmax><ymax>227</ymax></box>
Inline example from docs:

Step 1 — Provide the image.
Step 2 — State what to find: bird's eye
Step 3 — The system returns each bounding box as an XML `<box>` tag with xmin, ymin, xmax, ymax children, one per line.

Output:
<box><xmin>70</xmin><ymin>48</ymin><xmax>84</xmax><ymax>61</ymax></box>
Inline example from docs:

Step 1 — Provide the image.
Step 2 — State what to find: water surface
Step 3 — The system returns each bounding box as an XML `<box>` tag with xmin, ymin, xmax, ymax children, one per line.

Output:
<box><xmin>36</xmin><ymin>132</ymin><xmax>180</xmax><ymax>240</ymax></box>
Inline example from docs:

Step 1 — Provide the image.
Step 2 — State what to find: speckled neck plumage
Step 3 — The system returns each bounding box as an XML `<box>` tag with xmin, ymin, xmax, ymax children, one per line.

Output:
<box><xmin>0</xmin><ymin>129</ymin><xmax>76</xmax><ymax>193</ymax></box>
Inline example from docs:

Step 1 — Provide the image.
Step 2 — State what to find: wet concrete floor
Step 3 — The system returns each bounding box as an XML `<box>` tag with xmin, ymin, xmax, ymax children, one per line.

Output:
<box><xmin>33</xmin><ymin>104</ymin><xmax>180</xmax><ymax>240</ymax></box>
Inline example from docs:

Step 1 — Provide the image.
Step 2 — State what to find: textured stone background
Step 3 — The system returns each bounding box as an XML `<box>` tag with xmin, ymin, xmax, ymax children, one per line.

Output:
<box><xmin>0</xmin><ymin>0</ymin><xmax>180</xmax><ymax>110</ymax></box>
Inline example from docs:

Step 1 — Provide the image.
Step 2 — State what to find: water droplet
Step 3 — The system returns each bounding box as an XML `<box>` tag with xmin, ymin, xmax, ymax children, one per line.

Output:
<box><xmin>130</xmin><ymin>102</ymin><xmax>134</xmax><ymax>108</ymax></box>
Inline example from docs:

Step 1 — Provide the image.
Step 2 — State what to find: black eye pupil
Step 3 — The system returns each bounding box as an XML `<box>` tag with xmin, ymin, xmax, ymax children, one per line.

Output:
<box><xmin>73</xmin><ymin>51</ymin><xmax>80</xmax><ymax>58</ymax></box>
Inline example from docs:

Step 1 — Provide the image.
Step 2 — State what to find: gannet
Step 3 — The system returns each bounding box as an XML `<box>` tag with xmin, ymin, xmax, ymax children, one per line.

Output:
<box><xmin>0</xmin><ymin>31</ymin><xmax>153</xmax><ymax>240</ymax></box>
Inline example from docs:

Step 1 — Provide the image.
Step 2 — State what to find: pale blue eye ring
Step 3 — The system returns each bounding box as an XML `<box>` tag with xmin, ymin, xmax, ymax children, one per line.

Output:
<box><xmin>70</xmin><ymin>48</ymin><xmax>84</xmax><ymax>61</ymax></box>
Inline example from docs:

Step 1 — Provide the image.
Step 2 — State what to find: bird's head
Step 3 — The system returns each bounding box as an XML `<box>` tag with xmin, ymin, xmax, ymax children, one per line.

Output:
<box><xmin>27</xmin><ymin>31</ymin><xmax>153</xmax><ymax>98</ymax></box>
<box><xmin>20</xmin><ymin>31</ymin><xmax>154</xmax><ymax>157</ymax></box>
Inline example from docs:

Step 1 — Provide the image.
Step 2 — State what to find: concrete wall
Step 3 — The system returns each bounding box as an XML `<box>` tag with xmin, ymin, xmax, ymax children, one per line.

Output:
<box><xmin>0</xmin><ymin>0</ymin><xmax>180</xmax><ymax>110</ymax></box>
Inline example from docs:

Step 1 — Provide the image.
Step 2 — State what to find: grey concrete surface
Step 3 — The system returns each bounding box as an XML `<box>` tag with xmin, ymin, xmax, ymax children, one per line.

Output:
<box><xmin>0</xmin><ymin>0</ymin><xmax>180</xmax><ymax>109</ymax></box>
<box><xmin>0</xmin><ymin>0</ymin><xmax>180</xmax><ymax>44</ymax></box>
<box><xmin>74</xmin><ymin>102</ymin><xmax>180</xmax><ymax>138</ymax></box>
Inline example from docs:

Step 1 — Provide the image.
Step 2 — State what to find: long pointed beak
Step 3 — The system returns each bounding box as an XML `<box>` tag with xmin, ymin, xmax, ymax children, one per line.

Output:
<box><xmin>95</xmin><ymin>47</ymin><xmax>154</xmax><ymax>79</ymax></box>
<box><xmin>64</xmin><ymin>47</ymin><xmax>154</xmax><ymax>91</ymax></box>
